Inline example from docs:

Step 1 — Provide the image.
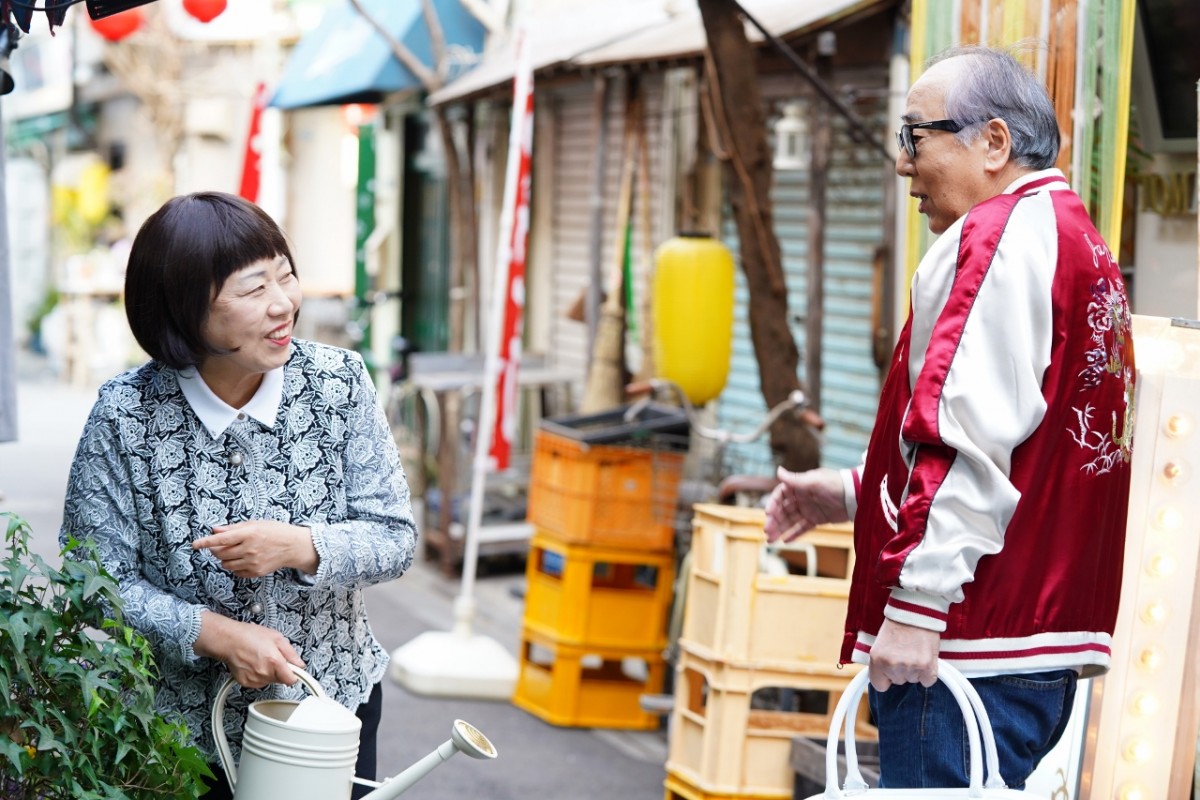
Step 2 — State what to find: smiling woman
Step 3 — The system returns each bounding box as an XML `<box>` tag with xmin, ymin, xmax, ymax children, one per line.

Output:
<box><xmin>59</xmin><ymin>191</ymin><xmax>418</xmax><ymax>800</ymax></box>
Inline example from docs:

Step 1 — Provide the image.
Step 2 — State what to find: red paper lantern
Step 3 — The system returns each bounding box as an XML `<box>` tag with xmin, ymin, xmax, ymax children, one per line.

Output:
<box><xmin>89</xmin><ymin>9</ymin><xmax>144</xmax><ymax>42</ymax></box>
<box><xmin>182</xmin><ymin>0</ymin><xmax>227</xmax><ymax>23</ymax></box>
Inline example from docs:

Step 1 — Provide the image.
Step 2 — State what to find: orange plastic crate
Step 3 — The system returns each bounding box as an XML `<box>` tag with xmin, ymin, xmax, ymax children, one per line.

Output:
<box><xmin>522</xmin><ymin>531</ymin><xmax>675</xmax><ymax>649</ymax></box>
<box><xmin>512</xmin><ymin>626</ymin><xmax>666</xmax><ymax>730</ymax></box>
<box><xmin>526</xmin><ymin>429</ymin><xmax>684</xmax><ymax>551</ymax></box>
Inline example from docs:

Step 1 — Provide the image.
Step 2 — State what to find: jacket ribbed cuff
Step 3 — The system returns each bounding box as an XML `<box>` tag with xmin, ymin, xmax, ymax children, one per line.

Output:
<box><xmin>884</xmin><ymin>588</ymin><xmax>951</xmax><ymax>633</ymax></box>
<box><xmin>841</xmin><ymin>467</ymin><xmax>860</xmax><ymax>519</ymax></box>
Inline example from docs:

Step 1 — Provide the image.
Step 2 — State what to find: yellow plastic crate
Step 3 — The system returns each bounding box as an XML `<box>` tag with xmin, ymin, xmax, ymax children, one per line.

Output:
<box><xmin>681</xmin><ymin>504</ymin><xmax>854</xmax><ymax>669</ymax></box>
<box><xmin>664</xmin><ymin>768</ymin><xmax>786</xmax><ymax>800</ymax></box>
<box><xmin>523</xmin><ymin>532</ymin><xmax>675</xmax><ymax>649</ymax></box>
<box><xmin>512</xmin><ymin>627</ymin><xmax>665</xmax><ymax>730</ymax></box>
<box><xmin>666</xmin><ymin>643</ymin><xmax>875</xmax><ymax>798</ymax></box>
<box><xmin>526</xmin><ymin>429</ymin><xmax>684</xmax><ymax>551</ymax></box>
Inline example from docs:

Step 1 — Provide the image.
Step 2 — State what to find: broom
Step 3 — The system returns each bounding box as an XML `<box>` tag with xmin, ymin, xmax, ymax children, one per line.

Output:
<box><xmin>580</xmin><ymin>89</ymin><xmax>642</xmax><ymax>413</ymax></box>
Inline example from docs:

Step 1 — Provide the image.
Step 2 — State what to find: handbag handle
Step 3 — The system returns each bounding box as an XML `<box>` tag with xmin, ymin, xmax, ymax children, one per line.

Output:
<box><xmin>822</xmin><ymin>660</ymin><xmax>1007</xmax><ymax>797</ymax></box>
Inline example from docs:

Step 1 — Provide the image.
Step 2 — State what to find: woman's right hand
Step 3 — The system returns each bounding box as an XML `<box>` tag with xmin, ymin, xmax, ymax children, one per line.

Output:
<box><xmin>194</xmin><ymin>611</ymin><xmax>306</xmax><ymax>689</ymax></box>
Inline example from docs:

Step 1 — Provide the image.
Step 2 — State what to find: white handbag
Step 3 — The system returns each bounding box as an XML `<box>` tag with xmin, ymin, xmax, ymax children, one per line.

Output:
<box><xmin>802</xmin><ymin>660</ymin><xmax>1046</xmax><ymax>798</ymax></box>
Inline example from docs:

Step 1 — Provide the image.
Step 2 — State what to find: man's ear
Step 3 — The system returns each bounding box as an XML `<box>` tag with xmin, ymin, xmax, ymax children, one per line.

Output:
<box><xmin>981</xmin><ymin>118</ymin><xmax>1012</xmax><ymax>172</ymax></box>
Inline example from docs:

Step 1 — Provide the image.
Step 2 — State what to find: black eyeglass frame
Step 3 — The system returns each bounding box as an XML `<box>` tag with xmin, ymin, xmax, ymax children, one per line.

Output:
<box><xmin>896</xmin><ymin>119</ymin><xmax>964</xmax><ymax>159</ymax></box>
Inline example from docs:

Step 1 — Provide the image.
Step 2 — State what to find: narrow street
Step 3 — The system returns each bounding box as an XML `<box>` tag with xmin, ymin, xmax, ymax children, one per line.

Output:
<box><xmin>0</xmin><ymin>353</ymin><xmax>672</xmax><ymax>799</ymax></box>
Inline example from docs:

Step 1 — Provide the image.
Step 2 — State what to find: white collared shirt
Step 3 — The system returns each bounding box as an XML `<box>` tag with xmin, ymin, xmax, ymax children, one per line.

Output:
<box><xmin>176</xmin><ymin>365</ymin><xmax>284</xmax><ymax>438</ymax></box>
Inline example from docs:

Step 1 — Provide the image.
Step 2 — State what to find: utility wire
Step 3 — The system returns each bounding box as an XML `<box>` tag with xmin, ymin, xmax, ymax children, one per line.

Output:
<box><xmin>727</xmin><ymin>0</ymin><xmax>896</xmax><ymax>163</ymax></box>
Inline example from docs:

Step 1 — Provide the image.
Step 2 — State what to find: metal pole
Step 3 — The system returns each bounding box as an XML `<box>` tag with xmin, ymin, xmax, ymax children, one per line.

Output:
<box><xmin>0</xmin><ymin>91</ymin><xmax>18</xmax><ymax>444</ymax></box>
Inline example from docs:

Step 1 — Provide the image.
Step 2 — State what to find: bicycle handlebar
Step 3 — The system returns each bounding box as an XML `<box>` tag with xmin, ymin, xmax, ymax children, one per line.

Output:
<box><xmin>624</xmin><ymin>378</ymin><xmax>820</xmax><ymax>445</ymax></box>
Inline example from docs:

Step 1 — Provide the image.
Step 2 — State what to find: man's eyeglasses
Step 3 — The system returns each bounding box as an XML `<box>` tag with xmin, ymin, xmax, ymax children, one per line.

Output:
<box><xmin>896</xmin><ymin>119</ymin><xmax>963</xmax><ymax>159</ymax></box>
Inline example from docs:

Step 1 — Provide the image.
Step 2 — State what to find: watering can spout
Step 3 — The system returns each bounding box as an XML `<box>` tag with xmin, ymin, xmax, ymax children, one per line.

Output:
<box><xmin>362</xmin><ymin>720</ymin><xmax>498</xmax><ymax>800</ymax></box>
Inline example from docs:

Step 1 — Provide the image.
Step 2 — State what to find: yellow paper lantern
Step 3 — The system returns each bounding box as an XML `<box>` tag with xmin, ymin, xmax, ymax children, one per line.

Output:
<box><xmin>652</xmin><ymin>233</ymin><xmax>734</xmax><ymax>406</ymax></box>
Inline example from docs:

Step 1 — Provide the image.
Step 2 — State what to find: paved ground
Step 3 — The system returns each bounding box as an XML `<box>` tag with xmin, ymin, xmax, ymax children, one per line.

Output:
<box><xmin>1</xmin><ymin>353</ymin><xmax>672</xmax><ymax>799</ymax></box>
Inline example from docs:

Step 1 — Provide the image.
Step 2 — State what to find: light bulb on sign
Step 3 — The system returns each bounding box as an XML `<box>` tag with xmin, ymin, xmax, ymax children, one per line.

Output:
<box><xmin>1164</xmin><ymin>414</ymin><xmax>1193</xmax><ymax>439</ymax></box>
<box><xmin>1122</xmin><ymin>737</ymin><xmax>1154</xmax><ymax>764</ymax></box>
<box><xmin>1152</xmin><ymin>506</ymin><xmax>1183</xmax><ymax>532</ymax></box>
<box><xmin>1140</xmin><ymin>601</ymin><xmax>1169</xmax><ymax>626</ymax></box>
<box><xmin>1119</xmin><ymin>783</ymin><xmax>1149</xmax><ymax>800</ymax></box>
<box><xmin>1146</xmin><ymin>552</ymin><xmax>1177</xmax><ymax>578</ymax></box>
<box><xmin>1129</xmin><ymin>690</ymin><xmax>1160</xmax><ymax>717</ymax></box>
<box><xmin>1160</xmin><ymin>459</ymin><xmax>1191</xmax><ymax>485</ymax></box>
<box><xmin>1137</xmin><ymin>645</ymin><xmax>1165</xmax><ymax>672</ymax></box>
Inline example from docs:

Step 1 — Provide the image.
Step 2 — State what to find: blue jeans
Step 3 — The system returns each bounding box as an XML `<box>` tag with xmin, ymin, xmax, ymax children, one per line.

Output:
<box><xmin>867</xmin><ymin>670</ymin><xmax>1077</xmax><ymax>789</ymax></box>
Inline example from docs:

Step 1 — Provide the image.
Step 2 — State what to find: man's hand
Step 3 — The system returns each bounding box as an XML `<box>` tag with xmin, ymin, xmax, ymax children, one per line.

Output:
<box><xmin>194</xmin><ymin>520</ymin><xmax>318</xmax><ymax>578</ymax></box>
<box><xmin>194</xmin><ymin>612</ymin><xmax>305</xmax><ymax>689</ymax></box>
<box><xmin>867</xmin><ymin>617</ymin><xmax>941</xmax><ymax>691</ymax></box>
<box><xmin>763</xmin><ymin>467</ymin><xmax>849</xmax><ymax>543</ymax></box>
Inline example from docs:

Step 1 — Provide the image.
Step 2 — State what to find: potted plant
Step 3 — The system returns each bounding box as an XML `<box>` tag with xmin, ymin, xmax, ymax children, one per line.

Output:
<box><xmin>0</xmin><ymin>512</ymin><xmax>211</xmax><ymax>798</ymax></box>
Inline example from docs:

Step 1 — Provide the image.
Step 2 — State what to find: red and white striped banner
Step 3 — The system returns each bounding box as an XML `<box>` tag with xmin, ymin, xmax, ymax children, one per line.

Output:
<box><xmin>238</xmin><ymin>82</ymin><xmax>267</xmax><ymax>203</ymax></box>
<box><xmin>488</xmin><ymin>33</ymin><xmax>534</xmax><ymax>471</ymax></box>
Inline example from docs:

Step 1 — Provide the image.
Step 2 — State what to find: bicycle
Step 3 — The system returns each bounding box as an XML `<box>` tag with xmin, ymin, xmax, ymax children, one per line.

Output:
<box><xmin>623</xmin><ymin>377</ymin><xmax>824</xmax><ymax>512</ymax></box>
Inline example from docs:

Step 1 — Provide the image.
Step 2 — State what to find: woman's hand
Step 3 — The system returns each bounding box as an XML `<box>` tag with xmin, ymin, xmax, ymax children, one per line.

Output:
<box><xmin>194</xmin><ymin>520</ymin><xmax>318</xmax><ymax>578</ymax></box>
<box><xmin>763</xmin><ymin>466</ymin><xmax>849</xmax><ymax>543</ymax></box>
<box><xmin>195</xmin><ymin>612</ymin><xmax>305</xmax><ymax>689</ymax></box>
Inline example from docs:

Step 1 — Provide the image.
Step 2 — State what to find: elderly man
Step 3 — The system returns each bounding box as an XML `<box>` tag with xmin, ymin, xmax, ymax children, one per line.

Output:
<box><xmin>765</xmin><ymin>45</ymin><xmax>1135</xmax><ymax>789</ymax></box>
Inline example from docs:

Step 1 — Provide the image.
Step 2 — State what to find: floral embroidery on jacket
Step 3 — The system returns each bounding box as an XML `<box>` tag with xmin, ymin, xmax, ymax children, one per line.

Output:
<box><xmin>1072</xmin><ymin>236</ymin><xmax>1134</xmax><ymax>473</ymax></box>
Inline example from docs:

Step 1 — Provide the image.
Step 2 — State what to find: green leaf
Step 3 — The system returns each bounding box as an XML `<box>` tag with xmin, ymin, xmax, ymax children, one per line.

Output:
<box><xmin>0</xmin><ymin>519</ymin><xmax>211</xmax><ymax>794</ymax></box>
<box><xmin>4</xmin><ymin>610</ymin><xmax>29</xmax><ymax>652</ymax></box>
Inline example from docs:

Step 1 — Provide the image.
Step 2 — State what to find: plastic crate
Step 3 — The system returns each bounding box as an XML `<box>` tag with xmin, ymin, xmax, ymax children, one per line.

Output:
<box><xmin>512</xmin><ymin>626</ymin><xmax>665</xmax><ymax>730</ymax></box>
<box><xmin>681</xmin><ymin>504</ymin><xmax>854</xmax><ymax>669</ymax></box>
<box><xmin>538</xmin><ymin>402</ymin><xmax>689</xmax><ymax>445</ymax></box>
<box><xmin>664</xmin><ymin>768</ymin><xmax>787</xmax><ymax>800</ymax></box>
<box><xmin>665</xmin><ymin>643</ymin><xmax>875</xmax><ymax>798</ymax></box>
<box><xmin>522</xmin><ymin>532</ymin><xmax>675</xmax><ymax>649</ymax></box>
<box><xmin>526</xmin><ymin>428</ymin><xmax>685</xmax><ymax>551</ymax></box>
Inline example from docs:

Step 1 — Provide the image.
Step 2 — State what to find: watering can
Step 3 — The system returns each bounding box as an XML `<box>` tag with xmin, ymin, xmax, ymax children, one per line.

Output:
<box><xmin>213</xmin><ymin>666</ymin><xmax>497</xmax><ymax>800</ymax></box>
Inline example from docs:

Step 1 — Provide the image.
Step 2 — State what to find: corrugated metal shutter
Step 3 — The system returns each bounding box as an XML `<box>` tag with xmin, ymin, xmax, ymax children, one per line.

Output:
<box><xmin>544</xmin><ymin>74</ymin><xmax>666</xmax><ymax>401</ymax></box>
<box><xmin>718</xmin><ymin>91</ymin><xmax>889</xmax><ymax>473</ymax></box>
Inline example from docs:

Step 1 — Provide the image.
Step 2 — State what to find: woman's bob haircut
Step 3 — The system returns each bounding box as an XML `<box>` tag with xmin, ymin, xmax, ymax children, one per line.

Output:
<box><xmin>124</xmin><ymin>192</ymin><xmax>297</xmax><ymax>370</ymax></box>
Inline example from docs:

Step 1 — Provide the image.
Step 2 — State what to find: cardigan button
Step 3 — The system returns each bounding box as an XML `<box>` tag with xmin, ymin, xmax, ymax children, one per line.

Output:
<box><xmin>229</xmin><ymin>451</ymin><xmax>244</xmax><ymax>466</ymax></box>
<box><xmin>249</xmin><ymin>602</ymin><xmax>264</xmax><ymax>616</ymax></box>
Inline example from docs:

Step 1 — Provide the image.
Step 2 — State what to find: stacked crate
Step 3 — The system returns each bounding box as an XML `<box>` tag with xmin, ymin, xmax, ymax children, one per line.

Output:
<box><xmin>664</xmin><ymin>504</ymin><xmax>875</xmax><ymax>800</ymax></box>
<box><xmin>513</xmin><ymin>406</ymin><xmax>688</xmax><ymax>730</ymax></box>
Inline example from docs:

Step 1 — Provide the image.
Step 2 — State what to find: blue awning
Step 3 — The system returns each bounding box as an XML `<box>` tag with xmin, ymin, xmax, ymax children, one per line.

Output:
<box><xmin>270</xmin><ymin>0</ymin><xmax>486</xmax><ymax>110</ymax></box>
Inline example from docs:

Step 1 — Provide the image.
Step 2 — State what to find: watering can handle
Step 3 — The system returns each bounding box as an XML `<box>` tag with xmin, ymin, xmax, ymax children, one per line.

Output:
<box><xmin>211</xmin><ymin>665</ymin><xmax>329</xmax><ymax>790</ymax></box>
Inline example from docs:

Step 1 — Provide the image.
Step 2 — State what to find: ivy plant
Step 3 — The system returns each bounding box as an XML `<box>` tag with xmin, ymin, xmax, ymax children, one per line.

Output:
<box><xmin>0</xmin><ymin>512</ymin><xmax>212</xmax><ymax>798</ymax></box>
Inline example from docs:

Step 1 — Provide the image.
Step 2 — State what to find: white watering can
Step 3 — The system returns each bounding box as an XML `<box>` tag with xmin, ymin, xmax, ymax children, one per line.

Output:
<box><xmin>213</xmin><ymin>666</ymin><xmax>497</xmax><ymax>800</ymax></box>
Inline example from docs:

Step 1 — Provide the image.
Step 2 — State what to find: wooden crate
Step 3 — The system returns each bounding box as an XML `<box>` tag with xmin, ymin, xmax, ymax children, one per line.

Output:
<box><xmin>665</xmin><ymin>643</ymin><xmax>875</xmax><ymax>798</ymax></box>
<box><xmin>512</xmin><ymin>626</ymin><xmax>665</xmax><ymax>730</ymax></box>
<box><xmin>681</xmin><ymin>504</ymin><xmax>854</xmax><ymax>669</ymax></box>
<box><xmin>522</xmin><ymin>532</ymin><xmax>675</xmax><ymax>649</ymax></box>
<box><xmin>526</xmin><ymin>429</ymin><xmax>684</xmax><ymax>551</ymax></box>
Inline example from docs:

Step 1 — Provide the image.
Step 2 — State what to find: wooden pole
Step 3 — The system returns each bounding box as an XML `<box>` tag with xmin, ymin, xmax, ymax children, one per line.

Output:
<box><xmin>805</xmin><ymin>40</ymin><xmax>834</xmax><ymax>414</ymax></box>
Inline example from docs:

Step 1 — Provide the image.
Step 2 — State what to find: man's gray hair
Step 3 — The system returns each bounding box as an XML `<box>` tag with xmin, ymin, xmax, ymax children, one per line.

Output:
<box><xmin>929</xmin><ymin>44</ymin><xmax>1061</xmax><ymax>170</ymax></box>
